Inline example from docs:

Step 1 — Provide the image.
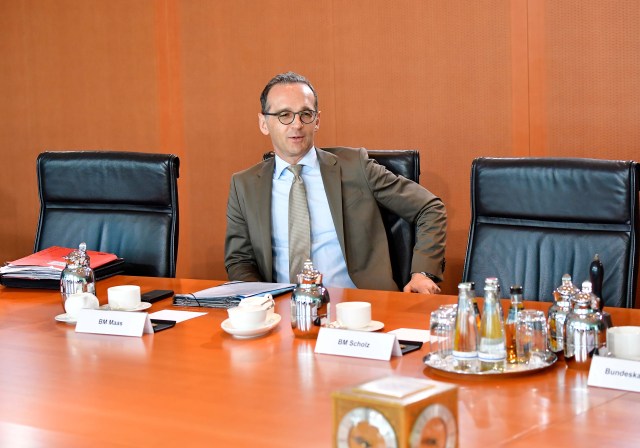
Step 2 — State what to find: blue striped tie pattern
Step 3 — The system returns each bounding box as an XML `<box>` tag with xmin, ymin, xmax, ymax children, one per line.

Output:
<box><xmin>287</xmin><ymin>165</ymin><xmax>311</xmax><ymax>283</ymax></box>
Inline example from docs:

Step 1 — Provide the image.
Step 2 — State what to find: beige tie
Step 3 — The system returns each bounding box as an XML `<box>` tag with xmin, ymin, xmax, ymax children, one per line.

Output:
<box><xmin>287</xmin><ymin>165</ymin><xmax>311</xmax><ymax>282</ymax></box>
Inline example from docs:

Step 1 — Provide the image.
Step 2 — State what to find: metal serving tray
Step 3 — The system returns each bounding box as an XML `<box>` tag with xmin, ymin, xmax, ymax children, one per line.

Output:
<box><xmin>423</xmin><ymin>352</ymin><xmax>558</xmax><ymax>380</ymax></box>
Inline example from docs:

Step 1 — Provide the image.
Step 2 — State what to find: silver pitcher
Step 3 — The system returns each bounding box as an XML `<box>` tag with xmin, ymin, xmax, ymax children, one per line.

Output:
<box><xmin>548</xmin><ymin>274</ymin><xmax>579</xmax><ymax>355</ymax></box>
<box><xmin>60</xmin><ymin>242</ymin><xmax>96</xmax><ymax>310</ymax></box>
<box><xmin>290</xmin><ymin>260</ymin><xmax>330</xmax><ymax>339</ymax></box>
<box><xmin>564</xmin><ymin>281</ymin><xmax>608</xmax><ymax>370</ymax></box>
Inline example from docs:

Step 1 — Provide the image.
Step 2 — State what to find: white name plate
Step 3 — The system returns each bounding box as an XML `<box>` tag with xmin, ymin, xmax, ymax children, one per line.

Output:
<box><xmin>588</xmin><ymin>355</ymin><xmax>640</xmax><ymax>393</ymax></box>
<box><xmin>75</xmin><ymin>309</ymin><xmax>153</xmax><ymax>337</ymax></box>
<box><xmin>315</xmin><ymin>328</ymin><xmax>402</xmax><ymax>361</ymax></box>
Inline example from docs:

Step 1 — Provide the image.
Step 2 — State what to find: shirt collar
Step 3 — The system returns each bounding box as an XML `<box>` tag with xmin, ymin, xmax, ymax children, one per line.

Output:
<box><xmin>274</xmin><ymin>147</ymin><xmax>318</xmax><ymax>179</ymax></box>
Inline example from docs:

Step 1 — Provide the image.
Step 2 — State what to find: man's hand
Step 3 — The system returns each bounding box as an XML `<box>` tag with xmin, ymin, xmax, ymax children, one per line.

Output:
<box><xmin>403</xmin><ymin>273</ymin><xmax>441</xmax><ymax>294</ymax></box>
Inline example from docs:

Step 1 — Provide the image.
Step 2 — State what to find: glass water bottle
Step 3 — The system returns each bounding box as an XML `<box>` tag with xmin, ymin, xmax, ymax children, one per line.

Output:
<box><xmin>470</xmin><ymin>282</ymin><xmax>481</xmax><ymax>330</ymax></box>
<box><xmin>485</xmin><ymin>277</ymin><xmax>503</xmax><ymax>312</ymax></box>
<box><xmin>478</xmin><ymin>280</ymin><xmax>506</xmax><ymax>372</ymax></box>
<box><xmin>505</xmin><ymin>285</ymin><xmax>524</xmax><ymax>364</ymax></box>
<box><xmin>453</xmin><ymin>283</ymin><xmax>479</xmax><ymax>372</ymax></box>
<box><xmin>589</xmin><ymin>254</ymin><xmax>604</xmax><ymax>307</ymax></box>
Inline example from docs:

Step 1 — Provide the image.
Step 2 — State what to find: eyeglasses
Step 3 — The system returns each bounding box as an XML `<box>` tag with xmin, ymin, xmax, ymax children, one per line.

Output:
<box><xmin>262</xmin><ymin>110</ymin><xmax>317</xmax><ymax>125</ymax></box>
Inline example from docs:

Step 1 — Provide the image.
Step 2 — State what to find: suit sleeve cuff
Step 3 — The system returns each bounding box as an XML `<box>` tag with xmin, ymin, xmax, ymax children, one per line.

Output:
<box><xmin>411</xmin><ymin>271</ymin><xmax>441</xmax><ymax>283</ymax></box>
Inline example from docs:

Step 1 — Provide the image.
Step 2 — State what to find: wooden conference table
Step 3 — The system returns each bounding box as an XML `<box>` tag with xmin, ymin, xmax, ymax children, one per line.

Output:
<box><xmin>1</xmin><ymin>276</ymin><xmax>640</xmax><ymax>447</ymax></box>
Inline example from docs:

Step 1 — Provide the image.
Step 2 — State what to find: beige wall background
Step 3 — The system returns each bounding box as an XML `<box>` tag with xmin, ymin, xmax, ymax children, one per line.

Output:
<box><xmin>1</xmin><ymin>0</ymin><xmax>639</xmax><ymax>298</ymax></box>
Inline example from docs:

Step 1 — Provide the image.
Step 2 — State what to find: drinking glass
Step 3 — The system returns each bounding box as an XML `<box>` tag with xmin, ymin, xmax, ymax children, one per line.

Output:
<box><xmin>429</xmin><ymin>304</ymin><xmax>457</xmax><ymax>360</ymax></box>
<box><xmin>516</xmin><ymin>310</ymin><xmax>549</xmax><ymax>364</ymax></box>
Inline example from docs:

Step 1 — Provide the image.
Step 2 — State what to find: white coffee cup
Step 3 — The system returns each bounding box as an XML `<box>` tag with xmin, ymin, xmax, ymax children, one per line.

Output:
<box><xmin>336</xmin><ymin>301</ymin><xmax>372</xmax><ymax>329</ymax></box>
<box><xmin>64</xmin><ymin>292</ymin><xmax>99</xmax><ymax>318</ymax></box>
<box><xmin>607</xmin><ymin>326</ymin><xmax>640</xmax><ymax>361</ymax></box>
<box><xmin>107</xmin><ymin>285</ymin><xmax>141</xmax><ymax>311</ymax></box>
<box><xmin>239</xmin><ymin>294</ymin><xmax>275</xmax><ymax>315</ymax></box>
<box><xmin>227</xmin><ymin>306</ymin><xmax>268</xmax><ymax>330</ymax></box>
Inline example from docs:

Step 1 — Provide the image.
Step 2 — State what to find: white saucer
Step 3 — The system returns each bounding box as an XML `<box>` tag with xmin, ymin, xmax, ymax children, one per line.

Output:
<box><xmin>360</xmin><ymin>320</ymin><xmax>385</xmax><ymax>332</ymax></box>
<box><xmin>329</xmin><ymin>320</ymin><xmax>385</xmax><ymax>332</ymax></box>
<box><xmin>99</xmin><ymin>302</ymin><xmax>152</xmax><ymax>312</ymax></box>
<box><xmin>221</xmin><ymin>313</ymin><xmax>281</xmax><ymax>339</ymax></box>
<box><xmin>55</xmin><ymin>313</ymin><xmax>77</xmax><ymax>325</ymax></box>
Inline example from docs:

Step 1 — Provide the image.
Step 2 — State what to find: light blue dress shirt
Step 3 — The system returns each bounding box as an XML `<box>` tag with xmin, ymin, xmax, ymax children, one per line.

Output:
<box><xmin>271</xmin><ymin>149</ymin><xmax>357</xmax><ymax>288</ymax></box>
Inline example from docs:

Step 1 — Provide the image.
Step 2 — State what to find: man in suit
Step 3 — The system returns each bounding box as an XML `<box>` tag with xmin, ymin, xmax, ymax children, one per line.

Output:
<box><xmin>224</xmin><ymin>72</ymin><xmax>446</xmax><ymax>294</ymax></box>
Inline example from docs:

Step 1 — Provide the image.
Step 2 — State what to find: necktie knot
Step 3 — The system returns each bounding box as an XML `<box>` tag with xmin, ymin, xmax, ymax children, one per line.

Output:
<box><xmin>287</xmin><ymin>164</ymin><xmax>303</xmax><ymax>179</ymax></box>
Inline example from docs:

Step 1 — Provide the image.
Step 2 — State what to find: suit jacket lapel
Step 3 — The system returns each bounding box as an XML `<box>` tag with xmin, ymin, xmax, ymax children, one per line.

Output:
<box><xmin>256</xmin><ymin>158</ymin><xmax>274</xmax><ymax>280</ymax></box>
<box><xmin>317</xmin><ymin>149</ymin><xmax>346</xmax><ymax>258</ymax></box>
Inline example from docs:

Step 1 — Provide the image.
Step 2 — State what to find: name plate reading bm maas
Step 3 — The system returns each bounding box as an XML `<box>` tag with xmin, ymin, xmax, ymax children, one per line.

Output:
<box><xmin>75</xmin><ymin>309</ymin><xmax>153</xmax><ymax>337</ymax></box>
<box><xmin>315</xmin><ymin>328</ymin><xmax>402</xmax><ymax>361</ymax></box>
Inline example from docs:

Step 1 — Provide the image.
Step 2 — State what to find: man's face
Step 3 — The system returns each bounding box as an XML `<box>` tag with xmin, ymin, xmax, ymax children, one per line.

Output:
<box><xmin>258</xmin><ymin>82</ymin><xmax>320</xmax><ymax>165</ymax></box>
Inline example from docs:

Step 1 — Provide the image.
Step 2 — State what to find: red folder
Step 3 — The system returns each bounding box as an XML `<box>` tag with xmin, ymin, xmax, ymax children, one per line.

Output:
<box><xmin>9</xmin><ymin>246</ymin><xmax>119</xmax><ymax>270</ymax></box>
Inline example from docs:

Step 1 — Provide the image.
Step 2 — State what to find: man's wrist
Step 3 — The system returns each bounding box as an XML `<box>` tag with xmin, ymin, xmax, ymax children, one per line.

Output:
<box><xmin>412</xmin><ymin>271</ymin><xmax>440</xmax><ymax>283</ymax></box>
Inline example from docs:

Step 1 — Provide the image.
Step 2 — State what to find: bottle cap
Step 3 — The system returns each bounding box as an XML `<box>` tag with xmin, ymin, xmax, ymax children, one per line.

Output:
<box><xmin>510</xmin><ymin>285</ymin><xmax>523</xmax><ymax>294</ymax></box>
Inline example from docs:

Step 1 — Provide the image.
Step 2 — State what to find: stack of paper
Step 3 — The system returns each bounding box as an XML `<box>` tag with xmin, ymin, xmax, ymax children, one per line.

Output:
<box><xmin>0</xmin><ymin>246</ymin><xmax>124</xmax><ymax>289</ymax></box>
<box><xmin>173</xmin><ymin>282</ymin><xmax>295</xmax><ymax>308</ymax></box>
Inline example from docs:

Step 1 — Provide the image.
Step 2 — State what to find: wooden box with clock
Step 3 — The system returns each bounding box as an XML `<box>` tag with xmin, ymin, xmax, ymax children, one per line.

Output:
<box><xmin>332</xmin><ymin>375</ymin><xmax>458</xmax><ymax>448</ymax></box>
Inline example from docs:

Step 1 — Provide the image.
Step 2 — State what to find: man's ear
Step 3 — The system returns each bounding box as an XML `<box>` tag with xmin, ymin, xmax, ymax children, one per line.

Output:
<box><xmin>258</xmin><ymin>113</ymin><xmax>270</xmax><ymax>135</ymax></box>
<box><xmin>314</xmin><ymin>110</ymin><xmax>321</xmax><ymax>132</ymax></box>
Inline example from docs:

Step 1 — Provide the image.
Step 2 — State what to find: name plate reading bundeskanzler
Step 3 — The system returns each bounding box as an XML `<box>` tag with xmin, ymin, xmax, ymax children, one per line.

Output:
<box><xmin>315</xmin><ymin>328</ymin><xmax>402</xmax><ymax>361</ymax></box>
<box><xmin>75</xmin><ymin>309</ymin><xmax>153</xmax><ymax>337</ymax></box>
<box><xmin>588</xmin><ymin>355</ymin><xmax>640</xmax><ymax>393</ymax></box>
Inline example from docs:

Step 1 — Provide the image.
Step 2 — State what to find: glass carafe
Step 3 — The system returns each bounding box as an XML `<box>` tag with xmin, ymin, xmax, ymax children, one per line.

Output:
<box><xmin>290</xmin><ymin>260</ymin><xmax>330</xmax><ymax>338</ymax></box>
<box><xmin>60</xmin><ymin>242</ymin><xmax>95</xmax><ymax>310</ymax></box>
<box><xmin>548</xmin><ymin>274</ymin><xmax>579</xmax><ymax>354</ymax></box>
<box><xmin>564</xmin><ymin>281</ymin><xmax>607</xmax><ymax>370</ymax></box>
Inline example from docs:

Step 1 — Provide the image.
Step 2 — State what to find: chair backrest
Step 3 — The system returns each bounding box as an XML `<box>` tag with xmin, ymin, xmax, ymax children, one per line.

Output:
<box><xmin>34</xmin><ymin>151</ymin><xmax>180</xmax><ymax>277</ymax></box>
<box><xmin>262</xmin><ymin>149</ymin><xmax>420</xmax><ymax>290</ymax></box>
<box><xmin>366</xmin><ymin>150</ymin><xmax>420</xmax><ymax>290</ymax></box>
<box><xmin>462</xmin><ymin>157</ymin><xmax>639</xmax><ymax>308</ymax></box>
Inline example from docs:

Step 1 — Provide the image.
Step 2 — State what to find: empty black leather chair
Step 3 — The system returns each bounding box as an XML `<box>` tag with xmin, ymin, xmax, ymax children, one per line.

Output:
<box><xmin>34</xmin><ymin>151</ymin><xmax>180</xmax><ymax>277</ymax></box>
<box><xmin>263</xmin><ymin>149</ymin><xmax>420</xmax><ymax>290</ymax></box>
<box><xmin>462</xmin><ymin>157</ymin><xmax>639</xmax><ymax>308</ymax></box>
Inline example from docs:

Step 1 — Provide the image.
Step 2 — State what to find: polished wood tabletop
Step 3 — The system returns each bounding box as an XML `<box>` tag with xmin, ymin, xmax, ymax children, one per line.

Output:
<box><xmin>1</xmin><ymin>276</ymin><xmax>639</xmax><ymax>447</ymax></box>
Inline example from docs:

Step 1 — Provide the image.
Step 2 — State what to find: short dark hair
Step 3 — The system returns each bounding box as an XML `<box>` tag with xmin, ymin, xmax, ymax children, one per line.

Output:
<box><xmin>260</xmin><ymin>71</ymin><xmax>318</xmax><ymax>113</ymax></box>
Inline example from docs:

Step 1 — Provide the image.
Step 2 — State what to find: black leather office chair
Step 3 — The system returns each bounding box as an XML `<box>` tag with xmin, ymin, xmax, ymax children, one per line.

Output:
<box><xmin>366</xmin><ymin>150</ymin><xmax>420</xmax><ymax>290</ymax></box>
<box><xmin>462</xmin><ymin>157</ymin><xmax>639</xmax><ymax>308</ymax></box>
<box><xmin>34</xmin><ymin>151</ymin><xmax>180</xmax><ymax>277</ymax></box>
<box><xmin>263</xmin><ymin>148</ymin><xmax>420</xmax><ymax>290</ymax></box>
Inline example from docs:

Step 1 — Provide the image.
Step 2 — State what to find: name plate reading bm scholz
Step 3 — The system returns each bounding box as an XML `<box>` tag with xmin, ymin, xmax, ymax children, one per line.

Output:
<box><xmin>315</xmin><ymin>328</ymin><xmax>402</xmax><ymax>361</ymax></box>
<box><xmin>75</xmin><ymin>309</ymin><xmax>153</xmax><ymax>337</ymax></box>
<box><xmin>588</xmin><ymin>355</ymin><xmax>640</xmax><ymax>393</ymax></box>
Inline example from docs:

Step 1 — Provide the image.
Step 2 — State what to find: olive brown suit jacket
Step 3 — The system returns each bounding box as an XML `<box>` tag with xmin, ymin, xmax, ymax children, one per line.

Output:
<box><xmin>224</xmin><ymin>147</ymin><xmax>446</xmax><ymax>291</ymax></box>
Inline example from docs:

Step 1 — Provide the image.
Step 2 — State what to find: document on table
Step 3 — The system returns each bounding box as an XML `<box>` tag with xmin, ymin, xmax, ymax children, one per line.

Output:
<box><xmin>388</xmin><ymin>328</ymin><xmax>431</xmax><ymax>343</ymax></box>
<box><xmin>173</xmin><ymin>281</ymin><xmax>295</xmax><ymax>309</ymax></box>
<box><xmin>149</xmin><ymin>310</ymin><xmax>207</xmax><ymax>323</ymax></box>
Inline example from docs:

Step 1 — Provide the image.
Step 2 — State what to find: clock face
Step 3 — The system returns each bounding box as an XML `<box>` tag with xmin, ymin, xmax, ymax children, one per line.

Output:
<box><xmin>409</xmin><ymin>403</ymin><xmax>457</xmax><ymax>448</ymax></box>
<box><xmin>337</xmin><ymin>407</ymin><xmax>398</xmax><ymax>448</ymax></box>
